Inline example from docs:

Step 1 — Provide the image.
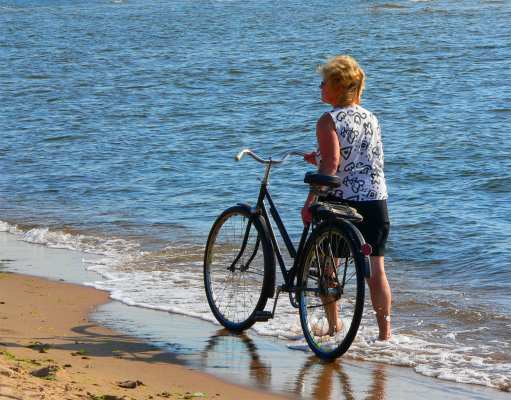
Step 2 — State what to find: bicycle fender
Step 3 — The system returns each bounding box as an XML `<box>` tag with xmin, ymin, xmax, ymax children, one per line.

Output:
<box><xmin>236</xmin><ymin>203</ymin><xmax>277</xmax><ymax>298</ymax></box>
<box><xmin>332</xmin><ymin>219</ymin><xmax>372</xmax><ymax>279</ymax></box>
<box><xmin>236</xmin><ymin>202</ymin><xmax>258</xmax><ymax>216</ymax></box>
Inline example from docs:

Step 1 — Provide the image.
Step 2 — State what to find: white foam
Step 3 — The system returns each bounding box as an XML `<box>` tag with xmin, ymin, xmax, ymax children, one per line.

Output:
<box><xmin>0</xmin><ymin>221</ymin><xmax>22</xmax><ymax>234</ymax></box>
<box><xmin>1</xmin><ymin>221</ymin><xmax>140</xmax><ymax>256</ymax></box>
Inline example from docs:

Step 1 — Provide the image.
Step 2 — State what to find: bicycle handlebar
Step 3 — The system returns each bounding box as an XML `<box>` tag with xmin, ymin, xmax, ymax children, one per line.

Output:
<box><xmin>235</xmin><ymin>149</ymin><xmax>307</xmax><ymax>165</ymax></box>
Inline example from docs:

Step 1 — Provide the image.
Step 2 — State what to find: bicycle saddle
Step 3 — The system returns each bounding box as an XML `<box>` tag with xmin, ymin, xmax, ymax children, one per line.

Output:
<box><xmin>304</xmin><ymin>172</ymin><xmax>341</xmax><ymax>188</ymax></box>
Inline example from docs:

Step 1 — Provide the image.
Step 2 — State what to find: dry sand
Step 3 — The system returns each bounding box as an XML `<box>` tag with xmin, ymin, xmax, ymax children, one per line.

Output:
<box><xmin>0</xmin><ymin>272</ymin><xmax>287</xmax><ymax>400</ymax></box>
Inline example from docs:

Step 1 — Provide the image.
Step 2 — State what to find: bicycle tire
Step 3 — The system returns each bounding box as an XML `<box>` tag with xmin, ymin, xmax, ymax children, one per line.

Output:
<box><xmin>298</xmin><ymin>221</ymin><xmax>366</xmax><ymax>360</ymax></box>
<box><xmin>204</xmin><ymin>205</ymin><xmax>272</xmax><ymax>332</ymax></box>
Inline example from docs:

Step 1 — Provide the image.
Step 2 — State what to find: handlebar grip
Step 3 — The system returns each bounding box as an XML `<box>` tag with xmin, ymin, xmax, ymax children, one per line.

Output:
<box><xmin>235</xmin><ymin>150</ymin><xmax>246</xmax><ymax>161</ymax></box>
<box><xmin>235</xmin><ymin>149</ymin><xmax>251</xmax><ymax>161</ymax></box>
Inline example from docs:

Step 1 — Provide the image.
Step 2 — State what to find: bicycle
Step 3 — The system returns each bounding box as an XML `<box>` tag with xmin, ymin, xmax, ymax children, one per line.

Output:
<box><xmin>203</xmin><ymin>149</ymin><xmax>373</xmax><ymax>360</ymax></box>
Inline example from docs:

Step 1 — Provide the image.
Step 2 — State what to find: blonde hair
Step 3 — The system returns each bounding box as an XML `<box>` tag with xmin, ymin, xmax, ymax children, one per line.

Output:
<box><xmin>318</xmin><ymin>55</ymin><xmax>365</xmax><ymax>106</ymax></box>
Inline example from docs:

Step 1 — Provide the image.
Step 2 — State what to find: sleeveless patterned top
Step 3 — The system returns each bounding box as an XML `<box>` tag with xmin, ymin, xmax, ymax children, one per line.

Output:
<box><xmin>325</xmin><ymin>104</ymin><xmax>388</xmax><ymax>201</ymax></box>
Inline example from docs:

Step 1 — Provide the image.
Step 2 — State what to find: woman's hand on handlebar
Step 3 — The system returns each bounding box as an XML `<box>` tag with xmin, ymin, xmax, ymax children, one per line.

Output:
<box><xmin>303</xmin><ymin>152</ymin><xmax>318</xmax><ymax>165</ymax></box>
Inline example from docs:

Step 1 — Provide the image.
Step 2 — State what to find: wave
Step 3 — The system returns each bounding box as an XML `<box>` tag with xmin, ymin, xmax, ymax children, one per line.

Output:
<box><xmin>370</xmin><ymin>3</ymin><xmax>407</xmax><ymax>11</ymax></box>
<box><xmin>0</xmin><ymin>220</ymin><xmax>139</xmax><ymax>255</ymax></box>
<box><xmin>42</xmin><ymin>135</ymin><xmax>87</xmax><ymax>143</ymax></box>
<box><xmin>0</xmin><ymin>6</ymin><xmax>25</xmax><ymax>12</ymax></box>
<box><xmin>475</xmin><ymin>176</ymin><xmax>511</xmax><ymax>193</ymax></box>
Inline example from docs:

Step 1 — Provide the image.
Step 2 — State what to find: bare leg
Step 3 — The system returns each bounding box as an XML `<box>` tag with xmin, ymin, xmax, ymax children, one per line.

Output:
<box><xmin>366</xmin><ymin>256</ymin><xmax>392</xmax><ymax>340</ymax></box>
<box><xmin>322</xmin><ymin>259</ymin><xmax>342</xmax><ymax>336</ymax></box>
<box><xmin>323</xmin><ymin>297</ymin><xmax>342</xmax><ymax>336</ymax></box>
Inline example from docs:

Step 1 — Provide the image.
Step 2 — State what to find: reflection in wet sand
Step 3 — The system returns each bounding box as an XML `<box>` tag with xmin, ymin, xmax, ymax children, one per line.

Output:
<box><xmin>199</xmin><ymin>328</ymin><xmax>387</xmax><ymax>400</ymax></box>
<box><xmin>367</xmin><ymin>365</ymin><xmax>386</xmax><ymax>400</ymax></box>
<box><xmin>295</xmin><ymin>357</ymin><xmax>386</xmax><ymax>400</ymax></box>
<box><xmin>200</xmin><ymin>329</ymin><xmax>272</xmax><ymax>389</ymax></box>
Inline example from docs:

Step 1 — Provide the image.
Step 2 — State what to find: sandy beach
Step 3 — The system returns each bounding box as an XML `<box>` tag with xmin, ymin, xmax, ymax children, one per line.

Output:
<box><xmin>0</xmin><ymin>271</ymin><xmax>287</xmax><ymax>400</ymax></box>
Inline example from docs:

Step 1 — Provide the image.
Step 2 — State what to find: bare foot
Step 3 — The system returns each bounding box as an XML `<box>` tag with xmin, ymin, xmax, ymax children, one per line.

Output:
<box><xmin>312</xmin><ymin>318</ymin><xmax>330</xmax><ymax>337</ymax></box>
<box><xmin>312</xmin><ymin>318</ymin><xmax>343</xmax><ymax>337</ymax></box>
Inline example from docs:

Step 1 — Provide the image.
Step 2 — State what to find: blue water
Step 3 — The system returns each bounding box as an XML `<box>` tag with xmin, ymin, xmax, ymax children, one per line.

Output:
<box><xmin>1</xmin><ymin>0</ymin><xmax>511</xmax><ymax>391</ymax></box>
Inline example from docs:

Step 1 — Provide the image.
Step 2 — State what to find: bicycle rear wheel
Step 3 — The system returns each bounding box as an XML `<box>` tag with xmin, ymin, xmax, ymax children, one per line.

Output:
<box><xmin>204</xmin><ymin>206</ymin><xmax>272</xmax><ymax>332</ymax></box>
<box><xmin>298</xmin><ymin>222</ymin><xmax>366</xmax><ymax>360</ymax></box>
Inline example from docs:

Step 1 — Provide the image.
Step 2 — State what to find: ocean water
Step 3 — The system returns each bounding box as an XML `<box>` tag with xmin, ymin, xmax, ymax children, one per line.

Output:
<box><xmin>1</xmin><ymin>0</ymin><xmax>510</xmax><ymax>392</ymax></box>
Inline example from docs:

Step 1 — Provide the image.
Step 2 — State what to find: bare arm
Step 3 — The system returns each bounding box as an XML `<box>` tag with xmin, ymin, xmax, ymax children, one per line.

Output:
<box><xmin>316</xmin><ymin>112</ymin><xmax>339</xmax><ymax>175</ymax></box>
<box><xmin>301</xmin><ymin>113</ymin><xmax>339</xmax><ymax>224</ymax></box>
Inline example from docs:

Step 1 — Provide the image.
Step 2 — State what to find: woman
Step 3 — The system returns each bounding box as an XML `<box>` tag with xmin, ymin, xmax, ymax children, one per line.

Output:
<box><xmin>302</xmin><ymin>55</ymin><xmax>392</xmax><ymax>340</ymax></box>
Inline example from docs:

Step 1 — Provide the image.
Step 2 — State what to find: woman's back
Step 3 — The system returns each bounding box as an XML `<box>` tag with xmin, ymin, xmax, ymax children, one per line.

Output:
<box><xmin>327</xmin><ymin>104</ymin><xmax>387</xmax><ymax>202</ymax></box>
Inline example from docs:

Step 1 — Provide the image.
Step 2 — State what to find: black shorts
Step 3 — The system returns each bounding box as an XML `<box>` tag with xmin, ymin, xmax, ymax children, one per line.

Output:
<box><xmin>326</xmin><ymin>198</ymin><xmax>390</xmax><ymax>256</ymax></box>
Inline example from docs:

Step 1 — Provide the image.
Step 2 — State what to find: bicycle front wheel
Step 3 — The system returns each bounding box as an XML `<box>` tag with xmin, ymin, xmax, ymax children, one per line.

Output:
<box><xmin>204</xmin><ymin>206</ymin><xmax>272</xmax><ymax>332</ymax></box>
<box><xmin>298</xmin><ymin>222</ymin><xmax>366</xmax><ymax>360</ymax></box>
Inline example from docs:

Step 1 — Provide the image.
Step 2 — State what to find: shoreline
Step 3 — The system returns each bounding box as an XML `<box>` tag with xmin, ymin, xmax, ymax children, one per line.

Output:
<box><xmin>1</xmin><ymin>231</ymin><xmax>509</xmax><ymax>399</ymax></box>
<box><xmin>0</xmin><ymin>271</ymin><xmax>287</xmax><ymax>400</ymax></box>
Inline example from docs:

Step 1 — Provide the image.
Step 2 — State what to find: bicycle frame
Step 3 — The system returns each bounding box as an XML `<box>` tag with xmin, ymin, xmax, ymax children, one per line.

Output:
<box><xmin>231</xmin><ymin>149</ymin><xmax>365</xmax><ymax>315</ymax></box>
<box><xmin>253</xmin><ymin>160</ymin><xmax>311</xmax><ymax>291</ymax></box>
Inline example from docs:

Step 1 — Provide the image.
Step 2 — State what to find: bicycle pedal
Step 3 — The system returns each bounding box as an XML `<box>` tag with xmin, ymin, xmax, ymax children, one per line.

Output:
<box><xmin>253</xmin><ymin>311</ymin><xmax>273</xmax><ymax>322</ymax></box>
<box><xmin>278</xmin><ymin>284</ymin><xmax>290</xmax><ymax>292</ymax></box>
